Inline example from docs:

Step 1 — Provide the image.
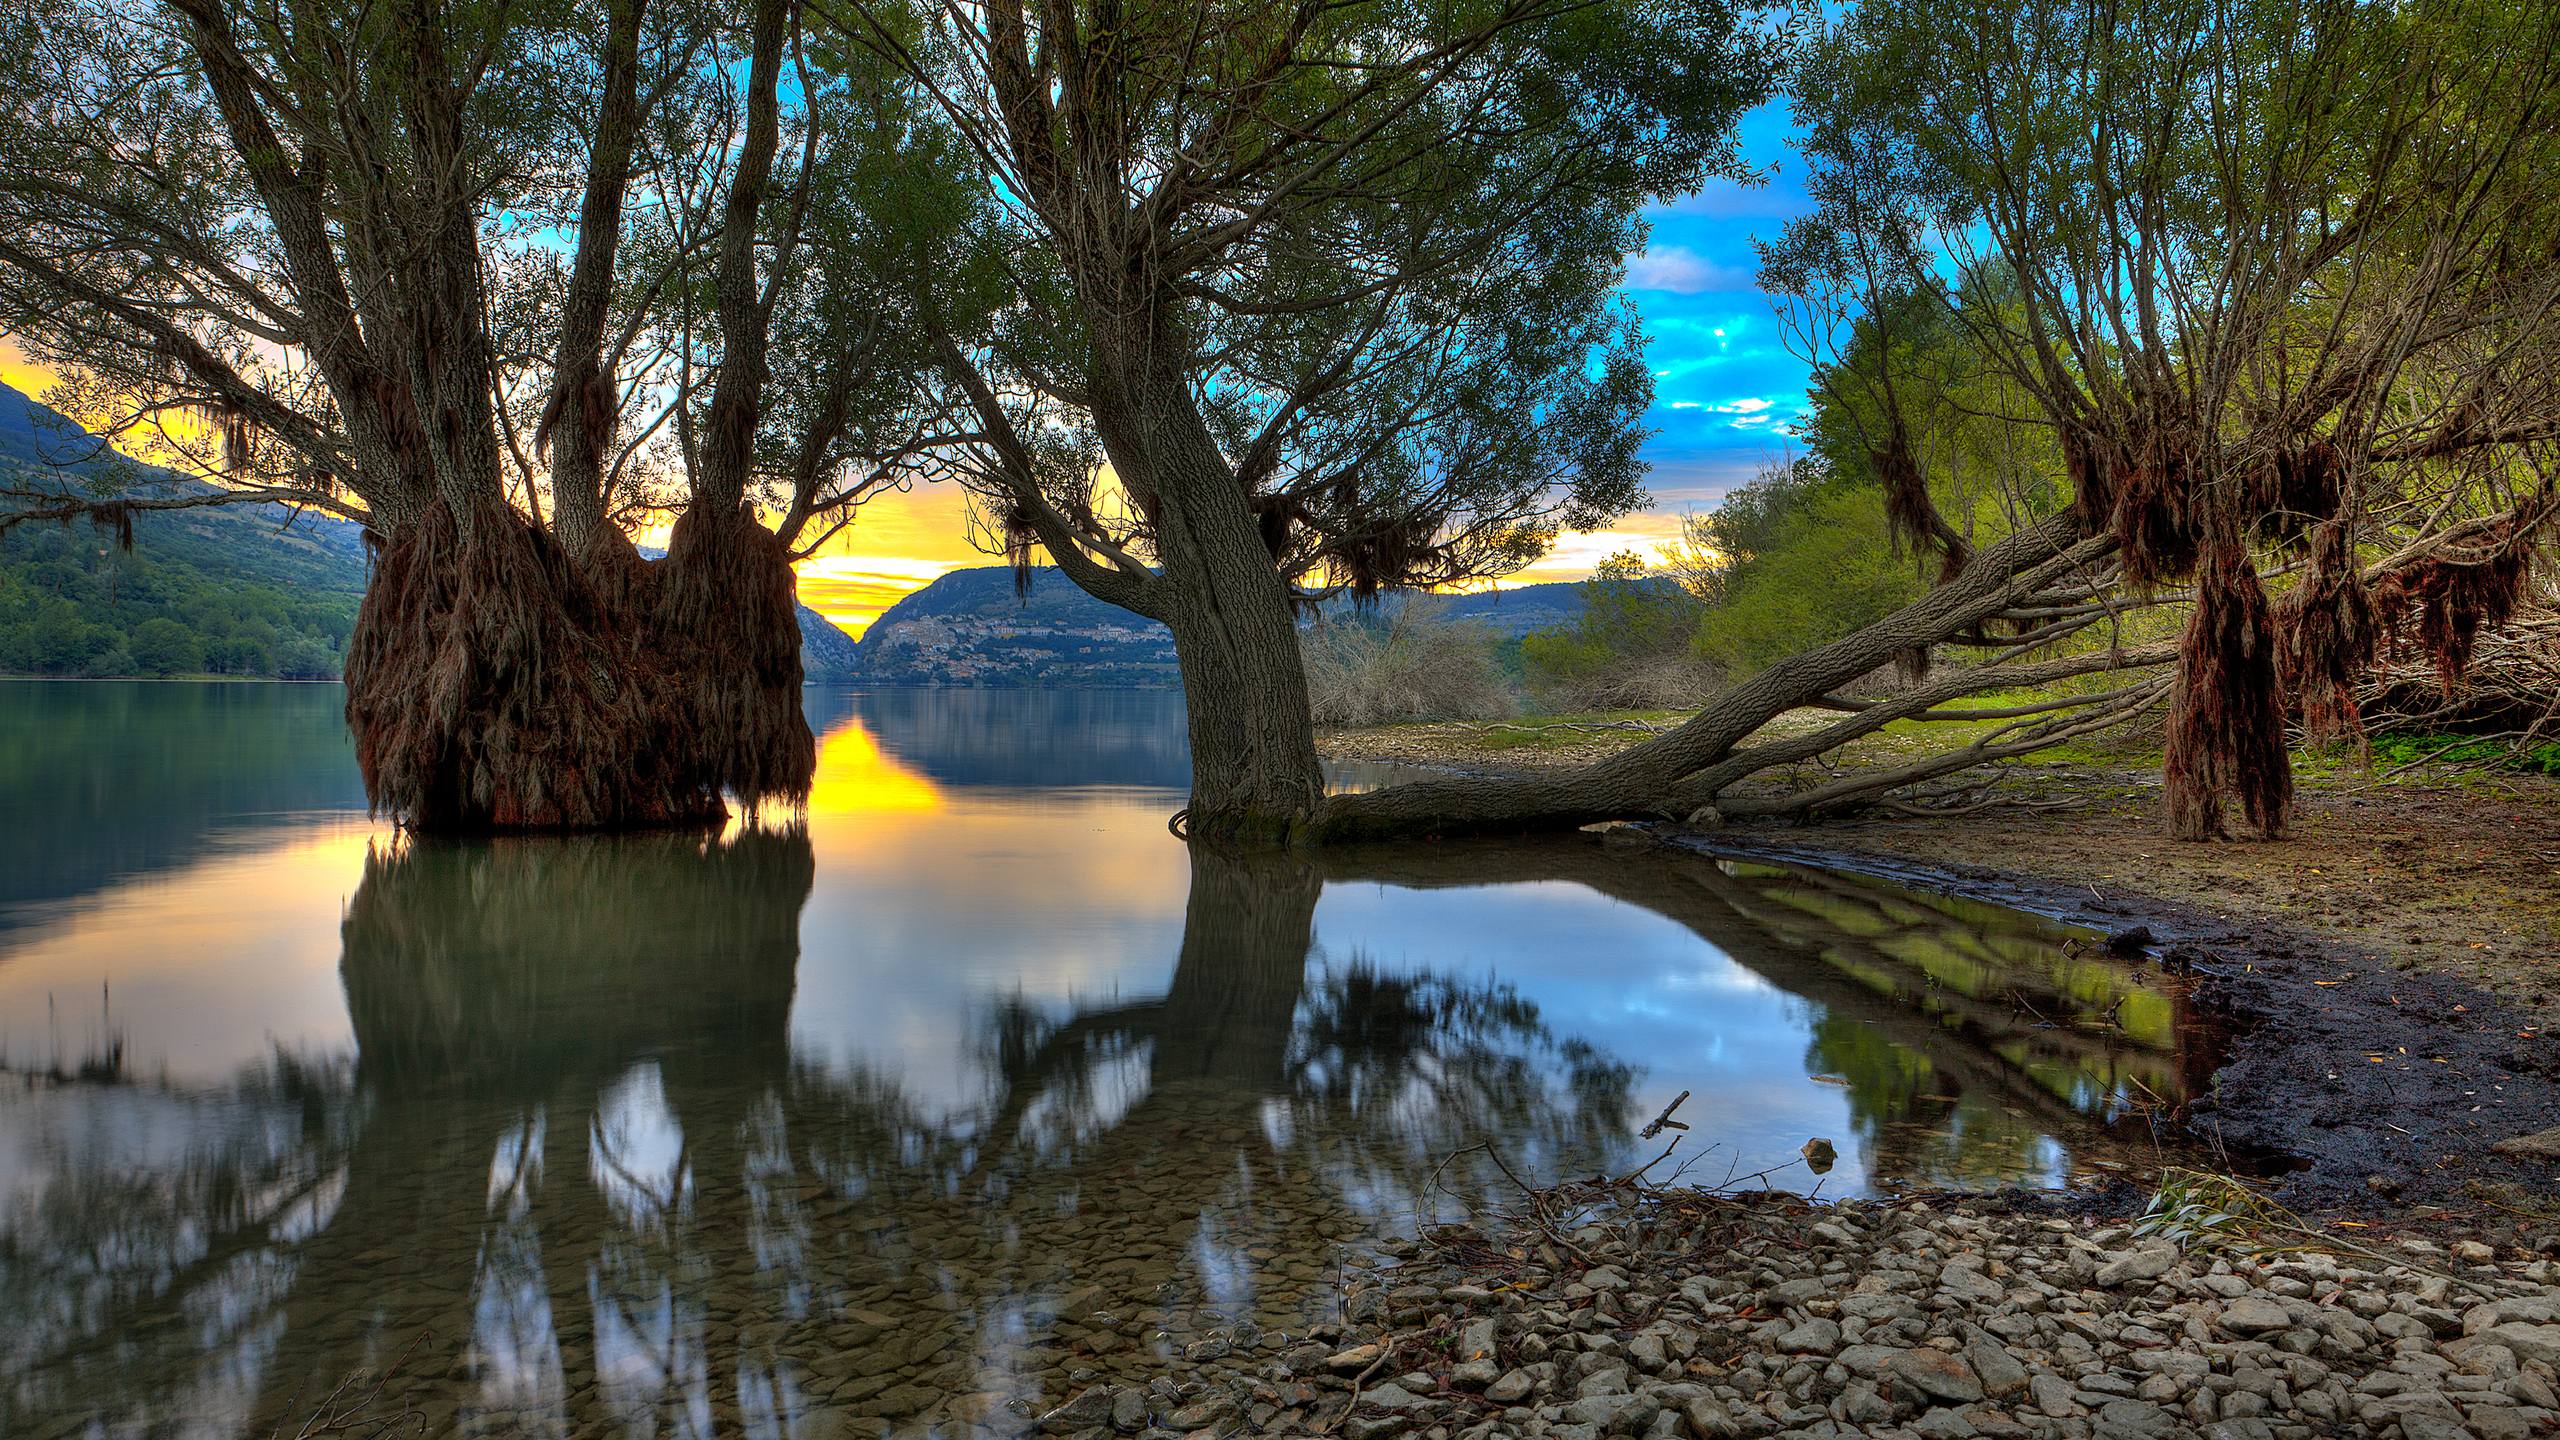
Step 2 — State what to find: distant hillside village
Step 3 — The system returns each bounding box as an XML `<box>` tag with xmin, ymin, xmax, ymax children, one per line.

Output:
<box><xmin>2</xmin><ymin>380</ymin><xmax>1599</xmax><ymax>687</ymax></box>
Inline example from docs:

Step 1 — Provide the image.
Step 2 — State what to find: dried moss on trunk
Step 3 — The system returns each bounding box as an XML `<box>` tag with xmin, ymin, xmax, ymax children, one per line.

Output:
<box><xmin>343</xmin><ymin>500</ymin><xmax>814</xmax><ymax>834</ymax></box>
<box><xmin>2165</xmin><ymin>539</ymin><xmax>2292</xmax><ymax>841</ymax></box>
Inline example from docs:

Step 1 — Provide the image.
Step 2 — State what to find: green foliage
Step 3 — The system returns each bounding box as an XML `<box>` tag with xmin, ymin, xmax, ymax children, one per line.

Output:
<box><xmin>1689</xmin><ymin>460</ymin><xmax>1925</xmax><ymax>676</ymax></box>
<box><xmin>2366</xmin><ymin>732</ymin><xmax>2560</xmax><ymax>777</ymax></box>
<box><xmin>1520</xmin><ymin>552</ymin><xmax>1716</xmax><ymax>707</ymax></box>
<box><xmin>0</xmin><ymin>522</ymin><xmax>355</xmax><ymax>679</ymax></box>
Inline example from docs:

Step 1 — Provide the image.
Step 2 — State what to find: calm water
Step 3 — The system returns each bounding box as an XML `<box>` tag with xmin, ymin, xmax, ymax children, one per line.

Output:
<box><xmin>0</xmin><ymin>680</ymin><xmax>2217</xmax><ymax>1439</ymax></box>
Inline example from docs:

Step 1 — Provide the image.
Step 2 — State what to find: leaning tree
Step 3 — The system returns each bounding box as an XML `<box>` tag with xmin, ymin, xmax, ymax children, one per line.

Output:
<box><xmin>0</xmin><ymin>0</ymin><xmax>970</xmax><ymax>830</ymax></box>
<box><xmin>1731</xmin><ymin>0</ymin><xmax>2560</xmax><ymax>840</ymax></box>
<box><xmin>1327</xmin><ymin>0</ymin><xmax>2560</xmax><ymax>841</ymax></box>
<box><xmin>823</xmin><ymin>0</ymin><xmax>1787</xmax><ymax>840</ymax></box>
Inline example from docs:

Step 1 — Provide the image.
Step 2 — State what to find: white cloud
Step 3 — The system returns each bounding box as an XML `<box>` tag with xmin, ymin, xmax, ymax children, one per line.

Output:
<box><xmin>1622</xmin><ymin>245</ymin><xmax>1758</xmax><ymax>295</ymax></box>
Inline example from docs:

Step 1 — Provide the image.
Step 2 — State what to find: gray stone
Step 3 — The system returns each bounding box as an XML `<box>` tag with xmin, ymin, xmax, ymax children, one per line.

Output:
<box><xmin>2466</xmin><ymin>1324</ymin><xmax>2560</xmax><ymax>1368</ymax></box>
<box><xmin>2092</xmin><ymin>1398</ymin><xmax>2177</xmax><ymax>1438</ymax></box>
<box><xmin>1838</xmin><ymin>1381</ymin><xmax>1892</xmax><ymax>1425</ymax></box>
<box><xmin>1940</xmin><ymin>1261</ymin><xmax>2007</xmax><ymax>1302</ymax></box>
<box><xmin>2031</xmin><ymin>1373</ymin><xmax>2080</xmax><ymax>1416</ymax></box>
<box><xmin>1682</xmin><ymin>1394</ymin><xmax>1742</xmax><ymax>1439</ymax></box>
<box><xmin>1964</xmin><ymin>1339</ymin><xmax>2030</xmax><ymax>1400</ymax></box>
<box><xmin>1360</xmin><ymin>1383</ymin><xmax>1434</xmax><ymax>1412</ymax></box>
<box><xmin>1163</xmin><ymin>1395</ymin><xmax>1234</xmax><ymax>1429</ymax></box>
<box><xmin>2095</xmin><ymin>1246</ymin><xmax>2178</xmax><ymax>1288</ymax></box>
<box><xmin>1911</xmin><ymin>1408</ymin><xmax>1980</xmax><ymax>1440</ymax></box>
<box><xmin>2217</xmin><ymin>1297</ymin><xmax>2292</xmax><ymax>1336</ymax></box>
<box><xmin>1485</xmin><ymin>1369</ymin><xmax>1534</xmax><ymax>1404</ymax></box>
<box><xmin>1564</xmin><ymin>1393</ymin><xmax>1651</xmax><ymax>1431</ymax></box>
<box><xmin>2466</xmin><ymin>1297</ymin><xmax>2560</xmax><ymax>1335</ymax></box>
<box><xmin>1767</xmin><ymin>1277</ymin><xmax>1830</xmax><ymax>1307</ymax></box>
<box><xmin>1776</xmin><ymin>1318</ymin><xmax>1842</xmax><ymax>1356</ymax></box>
<box><xmin>1886</xmin><ymin>1348</ymin><xmax>1986</xmax><ymax>1405</ymax></box>
<box><xmin>1037</xmin><ymin>1386</ymin><xmax>1115</xmax><ymax>1432</ymax></box>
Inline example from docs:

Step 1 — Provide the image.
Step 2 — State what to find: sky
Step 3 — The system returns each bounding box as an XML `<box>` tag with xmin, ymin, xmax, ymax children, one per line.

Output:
<box><xmin>800</xmin><ymin>101</ymin><xmax>1819</xmax><ymax>635</ymax></box>
<box><xmin>2</xmin><ymin>104</ymin><xmax>1816</xmax><ymax>638</ymax></box>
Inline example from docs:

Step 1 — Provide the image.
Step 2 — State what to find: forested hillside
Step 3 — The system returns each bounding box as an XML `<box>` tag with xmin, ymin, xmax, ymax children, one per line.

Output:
<box><xmin>0</xmin><ymin>384</ymin><xmax>365</xmax><ymax>677</ymax></box>
<box><xmin>855</xmin><ymin>565</ymin><xmax>1607</xmax><ymax>686</ymax></box>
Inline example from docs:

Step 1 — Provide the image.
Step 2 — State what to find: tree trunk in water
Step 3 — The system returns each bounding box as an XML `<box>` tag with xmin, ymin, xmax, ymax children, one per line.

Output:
<box><xmin>1121</xmin><ymin>378</ymin><xmax>1328</xmax><ymax>842</ymax></box>
<box><xmin>343</xmin><ymin>499</ymin><xmax>815</xmax><ymax>833</ymax></box>
<box><xmin>1166</xmin><ymin>593</ymin><xmax>1328</xmax><ymax>843</ymax></box>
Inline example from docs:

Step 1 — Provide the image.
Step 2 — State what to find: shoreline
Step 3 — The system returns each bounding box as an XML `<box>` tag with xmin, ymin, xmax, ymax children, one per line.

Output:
<box><xmin>1320</xmin><ymin>722</ymin><xmax>2560</xmax><ymax>1219</ymax></box>
<box><xmin>1080</xmin><ymin>1183</ymin><xmax>2560</xmax><ymax>1439</ymax></box>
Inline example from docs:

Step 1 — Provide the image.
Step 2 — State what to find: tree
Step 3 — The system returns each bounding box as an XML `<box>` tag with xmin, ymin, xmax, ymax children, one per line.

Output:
<box><xmin>1759</xmin><ymin>0</ymin><xmax>2560</xmax><ymax>838</ymax></box>
<box><xmin>128</xmin><ymin>617</ymin><xmax>201</xmax><ymax>675</ymax></box>
<box><xmin>1322</xmin><ymin>0</ymin><xmax>2560</xmax><ymax>842</ymax></box>
<box><xmin>0</xmin><ymin>0</ymin><xmax>965</xmax><ymax>829</ymax></box>
<box><xmin>1519</xmin><ymin>551</ymin><xmax>1717</xmax><ymax>708</ymax></box>
<box><xmin>830</xmin><ymin>0</ymin><xmax>1785</xmax><ymax>839</ymax></box>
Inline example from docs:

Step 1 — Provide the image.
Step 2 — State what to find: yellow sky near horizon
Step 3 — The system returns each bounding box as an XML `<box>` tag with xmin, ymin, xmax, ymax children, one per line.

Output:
<box><xmin>4</xmin><ymin>344</ymin><xmax>1685</xmax><ymax>637</ymax></box>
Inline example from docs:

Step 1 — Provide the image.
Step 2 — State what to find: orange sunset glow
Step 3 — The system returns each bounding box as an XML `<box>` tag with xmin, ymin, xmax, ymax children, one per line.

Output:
<box><xmin>3</xmin><ymin>343</ymin><xmax>1684</xmax><ymax>636</ymax></box>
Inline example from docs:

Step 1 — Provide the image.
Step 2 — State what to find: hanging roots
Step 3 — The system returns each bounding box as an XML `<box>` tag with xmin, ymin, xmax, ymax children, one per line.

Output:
<box><xmin>2372</xmin><ymin>518</ymin><xmax>2539</xmax><ymax>695</ymax></box>
<box><xmin>1001</xmin><ymin>501</ymin><xmax>1040</xmax><ymax>600</ymax></box>
<box><xmin>344</xmin><ymin>497</ymin><xmax>818</xmax><ymax>832</ymax></box>
<box><xmin>1872</xmin><ymin>422</ymin><xmax>1968</xmax><ymax>583</ymax></box>
<box><xmin>2108</xmin><ymin>433</ymin><xmax>2203</xmax><ymax>588</ymax></box>
<box><xmin>2165</xmin><ymin>538</ymin><xmax>2291</xmax><ymax>841</ymax></box>
<box><xmin>2273</xmin><ymin>518</ymin><xmax>2377</xmax><ymax>750</ymax></box>
<box><xmin>657</xmin><ymin>502</ymin><xmax>818</xmax><ymax>810</ymax></box>
<box><xmin>2255</xmin><ymin>437</ymin><xmax>2345</xmax><ymax>544</ymax></box>
<box><xmin>84</xmin><ymin>500</ymin><xmax>136</xmax><ymax>552</ymax></box>
<box><xmin>345</xmin><ymin>502</ymin><xmax>719</xmax><ymax>832</ymax></box>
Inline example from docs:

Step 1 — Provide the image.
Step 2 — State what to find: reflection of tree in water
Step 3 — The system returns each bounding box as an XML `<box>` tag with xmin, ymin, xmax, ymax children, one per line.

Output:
<box><xmin>2</xmin><ymin>833</ymin><xmax>2210</xmax><ymax>1438</ymax></box>
<box><xmin>0</xmin><ymin>1049</ymin><xmax>361</xmax><ymax>1432</ymax></box>
<box><xmin>1</xmin><ymin>835</ymin><xmax>1636</xmax><ymax>1438</ymax></box>
<box><xmin>1324</xmin><ymin>841</ymin><xmax>2212</xmax><ymax>1190</ymax></box>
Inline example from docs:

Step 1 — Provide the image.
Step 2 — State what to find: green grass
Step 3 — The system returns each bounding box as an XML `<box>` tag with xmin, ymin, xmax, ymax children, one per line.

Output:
<box><xmin>1468</xmin><ymin>708</ymin><xmax>1692</xmax><ymax>750</ymax></box>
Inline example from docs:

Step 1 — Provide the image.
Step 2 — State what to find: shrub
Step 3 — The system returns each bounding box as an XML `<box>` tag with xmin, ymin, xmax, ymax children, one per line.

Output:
<box><xmin>1520</xmin><ymin>553</ymin><xmax>1720</xmax><ymax>709</ymax></box>
<box><xmin>1304</xmin><ymin>605</ymin><xmax>1519</xmax><ymax>726</ymax></box>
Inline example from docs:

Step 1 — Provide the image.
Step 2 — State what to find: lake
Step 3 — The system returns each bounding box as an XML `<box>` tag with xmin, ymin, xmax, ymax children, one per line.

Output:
<box><xmin>0</xmin><ymin>680</ymin><xmax>2218</xmax><ymax>1438</ymax></box>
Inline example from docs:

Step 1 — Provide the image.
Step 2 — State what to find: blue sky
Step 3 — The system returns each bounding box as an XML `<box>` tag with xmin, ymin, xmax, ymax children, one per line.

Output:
<box><xmin>1615</xmin><ymin>100</ymin><xmax>1814</xmax><ymax>515</ymax></box>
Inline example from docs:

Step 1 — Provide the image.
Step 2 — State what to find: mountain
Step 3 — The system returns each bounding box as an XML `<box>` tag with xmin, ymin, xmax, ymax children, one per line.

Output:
<box><xmin>0</xmin><ymin>381</ymin><xmax>861</xmax><ymax>679</ymax></box>
<box><xmin>849</xmin><ymin>564</ymin><xmax>1605</xmax><ymax>687</ymax></box>
<box><xmin>853</xmin><ymin>565</ymin><xmax>1183</xmax><ymax>686</ymax></box>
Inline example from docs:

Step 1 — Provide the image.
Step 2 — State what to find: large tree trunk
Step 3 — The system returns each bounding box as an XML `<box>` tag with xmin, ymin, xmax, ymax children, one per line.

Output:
<box><xmin>1309</xmin><ymin>516</ymin><xmax>2119</xmax><ymax>843</ymax></box>
<box><xmin>1099</xmin><ymin>365</ymin><xmax>1329</xmax><ymax>841</ymax></box>
<box><xmin>344</xmin><ymin>499</ymin><xmax>815</xmax><ymax>833</ymax></box>
<box><xmin>1163</xmin><ymin>587</ymin><xmax>1327</xmax><ymax>843</ymax></box>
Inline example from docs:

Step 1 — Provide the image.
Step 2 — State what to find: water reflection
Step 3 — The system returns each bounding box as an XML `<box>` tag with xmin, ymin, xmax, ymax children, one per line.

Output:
<box><xmin>1310</xmin><ymin>844</ymin><xmax>2214</xmax><ymax>1192</ymax></box>
<box><xmin>2</xmin><ymin>835</ymin><xmax>1642</xmax><ymax>1438</ymax></box>
<box><xmin>0</xmin><ymin>684</ymin><xmax>2225</xmax><ymax>1438</ymax></box>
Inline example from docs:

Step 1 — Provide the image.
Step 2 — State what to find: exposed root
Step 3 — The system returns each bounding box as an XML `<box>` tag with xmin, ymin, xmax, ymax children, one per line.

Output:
<box><xmin>657</xmin><ymin>503</ymin><xmax>816</xmax><ymax>811</ymax></box>
<box><xmin>2165</xmin><ymin>539</ymin><xmax>2290</xmax><ymax>841</ymax></box>
<box><xmin>344</xmin><ymin>499</ymin><xmax>815</xmax><ymax>833</ymax></box>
